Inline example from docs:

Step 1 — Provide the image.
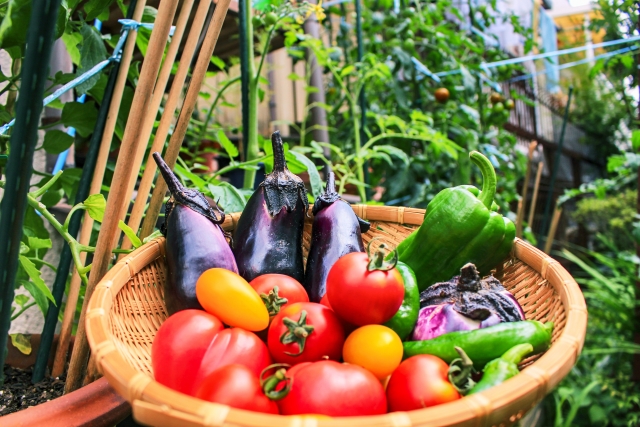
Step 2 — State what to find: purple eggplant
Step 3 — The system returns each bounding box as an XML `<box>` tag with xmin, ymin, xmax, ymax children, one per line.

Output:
<box><xmin>412</xmin><ymin>263</ymin><xmax>524</xmax><ymax>341</ymax></box>
<box><xmin>153</xmin><ymin>152</ymin><xmax>238</xmax><ymax>315</ymax></box>
<box><xmin>304</xmin><ymin>172</ymin><xmax>370</xmax><ymax>302</ymax></box>
<box><xmin>232</xmin><ymin>131</ymin><xmax>309</xmax><ymax>283</ymax></box>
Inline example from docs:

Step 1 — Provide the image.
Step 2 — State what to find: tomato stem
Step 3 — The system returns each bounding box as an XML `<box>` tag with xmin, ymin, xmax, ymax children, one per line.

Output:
<box><xmin>280</xmin><ymin>310</ymin><xmax>315</xmax><ymax>356</ymax></box>
<box><xmin>260</xmin><ymin>286</ymin><xmax>289</xmax><ymax>316</ymax></box>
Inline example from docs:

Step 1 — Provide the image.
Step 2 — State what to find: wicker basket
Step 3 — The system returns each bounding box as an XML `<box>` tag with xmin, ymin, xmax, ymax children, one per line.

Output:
<box><xmin>85</xmin><ymin>205</ymin><xmax>587</xmax><ymax>427</ymax></box>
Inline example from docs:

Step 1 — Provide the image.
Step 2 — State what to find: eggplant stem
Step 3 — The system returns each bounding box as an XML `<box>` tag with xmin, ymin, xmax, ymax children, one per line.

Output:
<box><xmin>366</xmin><ymin>238</ymin><xmax>398</xmax><ymax>271</ymax></box>
<box><xmin>326</xmin><ymin>171</ymin><xmax>336</xmax><ymax>194</ymax></box>
<box><xmin>272</xmin><ymin>130</ymin><xmax>286</xmax><ymax>171</ymax></box>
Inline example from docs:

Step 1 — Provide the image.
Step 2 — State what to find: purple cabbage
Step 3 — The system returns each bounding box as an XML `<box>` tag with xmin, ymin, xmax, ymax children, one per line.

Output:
<box><xmin>412</xmin><ymin>263</ymin><xmax>524</xmax><ymax>341</ymax></box>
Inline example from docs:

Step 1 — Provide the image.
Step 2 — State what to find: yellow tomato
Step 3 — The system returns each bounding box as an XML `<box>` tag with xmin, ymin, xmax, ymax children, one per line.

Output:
<box><xmin>196</xmin><ymin>268</ymin><xmax>269</xmax><ymax>331</ymax></box>
<box><xmin>343</xmin><ymin>325</ymin><xmax>403</xmax><ymax>380</ymax></box>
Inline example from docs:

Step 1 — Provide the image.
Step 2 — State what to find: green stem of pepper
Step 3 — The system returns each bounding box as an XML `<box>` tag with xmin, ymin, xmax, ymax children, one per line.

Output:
<box><xmin>469</xmin><ymin>151</ymin><xmax>497</xmax><ymax>209</ymax></box>
<box><xmin>260</xmin><ymin>364</ymin><xmax>292</xmax><ymax>401</ymax></box>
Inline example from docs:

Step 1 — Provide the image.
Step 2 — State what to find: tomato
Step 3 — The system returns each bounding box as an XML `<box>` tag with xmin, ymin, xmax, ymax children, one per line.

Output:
<box><xmin>196</xmin><ymin>268</ymin><xmax>269</xmax><ymax>331</ymax></box>
<box><xmin>194</xmin><ymin>328</ymin><xmax>272</xmax><ymax>390</ymax></box>
<box><xmin>251</xmin><ymin>15</ymin><xmax>263</xmax><ymax>28</ymax></box>
<box><xmin>386</xmin><ymin>355</ymin><xmax>461</xmax><ymax>411</ymax></box>
<box><xmin>493</xmin><ymin>101</ymin><xmax>505</xmax><ymax>113</ymax></box>
<box><xmin>268</xmin><ymin>302</ymin><xmax>344</xmax><ymax>365</ymax></box>
<box><xmin>490</xmin><ymin>92</ymin><xmax>503</xmax><ymax>104</ymax></box>
<box><xmin>195</xmin><ymin>364</ymin><xmax>278</xmax><ymax>414</ymax></box>
<box><xmin>505</xmin><ymin>99</ymin><xmax>515</xmax><ymax>110</ymax></box>
<box><xmin>435</xmin><ymin>88</ymin><xmax>450</xmax><ymax>103</ymax></box>
<box><xmin>268</xmin><ymin>361</ymin><xmax>387</xmax><ymax>416</ymax></box>
<box><xmin>151</xmin><ymin>310</ymin><xmax>224</xmax><ymax>395</ymax></box>
<box><xmin>343</xmin><ymin>325</ymin><xmax>403</xmax><ymax>380</ymax></box>
<box><xmin>250</xmin><ymin>274</ymin><xmax>309</xmax><ymax>317</ymax></box>
<box><xmin>264</xmin><ymin>12</ymin><xmax>278</xmax><ymax>27</ymax></box>
<box><xmin>326</xmin><ymin>250</ymin><xmax>404</xmax><ymax>326</ymax></box>
<box><xmin>402</xmin><ymin>38</ymin><xmax>415</xmax><ymax>50</ymax></box>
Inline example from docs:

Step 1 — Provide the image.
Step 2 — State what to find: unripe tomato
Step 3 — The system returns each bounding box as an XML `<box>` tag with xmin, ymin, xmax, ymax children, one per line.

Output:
<box><xmin>434</xmin><ymin>87</ymin><xmax>450</xmax><ymax>103</ymax></box>
<box><xmin>505</xmin><ymin>99</ymin><xmax>515</xmax><ymax>110</ymax></box>
<box><xmin>493</xmin><ymin>101</ymin><xmax>505</xmax><ymax>113</ymax></box>
<box><xmin>402</xmin><ymin>38</ymin><xmax>415</xmax><ymax>50</ymax></box>
<box><xmin>250</xmin><ymin>274</ymin><xmax>309</xmax><ymax>317</ymax></box>
<box><xmin>490</xmin><ymin>92</ymin><xmax>503</xmax><ymax>104</ymax></box>
<box><xmin>387</xmin><ymin>355</ymin><xmax>460</xmax><ymax>411</ymax></box>
<box><xmin>268</xmin><ymin>302</ymin><xmax>345</xmax><ymax>365</ymax></box>
<box><xmin>196</xmin><ymin>268</ymin><xmax>269</xmax><ymax>331</ymax></box>
<box><xmin>326</xmin><ymin>249</ymin><xmax>404</xmax><ymax>326</ymax></box>
<box><xmin>343</xmin><ymin>325</ymin><xmax>403</xmax><ymax>380</ymax></box>
<box><xmin>251</xmin><ymin>15</ymin><xmax>263</xmax><ymax>28</ymax></box>
<box><xmin>264</xmin><ymin>12</ymin><xmax>278</xmax><ymax>27</ymax></box>
<box><xmin>152</xmin><ymin>310</ymin><xmax>224</xmax><ymax>395</ymax></box>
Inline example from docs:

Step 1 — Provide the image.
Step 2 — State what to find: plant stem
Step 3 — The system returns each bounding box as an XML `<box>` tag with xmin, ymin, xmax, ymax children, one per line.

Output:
<box><xmin>211</xmin><ymin>155</ymin><xmax>269</xmax><ymax>179</ymax></box>
<box><xmin>30</xmin><ymin>170</ymin><xmax>63</xmax><ymax>198</ymax></box>
<box><xmin>198</xmin><ymin>76</ymin><xmax>241</xmax><ymax>141</ymax></box>
<box><xmin>11</xmin><ymin>302</ymin><xmax>37</xmax><ymax>321</ymax></box>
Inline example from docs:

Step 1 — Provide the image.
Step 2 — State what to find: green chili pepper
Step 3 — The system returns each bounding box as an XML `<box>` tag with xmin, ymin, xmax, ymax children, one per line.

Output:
<box><xmin>383</xmin><ymin>261</ymin><xmax>419</xmax><ymax>340</ymax></box>
<box><xmin>468</xmin><ymin>343</ymin><xmax>533</xmax><ymax>394</ymax></box>
<box><xmin>403</xmin><ymin>320</ymin><xmax>553</xmax><ymax>369</ymax></box>
<box><xmin>397</xmin><ymin>151</ymin><xmax>515</xmax><ymax>291</ymax></box>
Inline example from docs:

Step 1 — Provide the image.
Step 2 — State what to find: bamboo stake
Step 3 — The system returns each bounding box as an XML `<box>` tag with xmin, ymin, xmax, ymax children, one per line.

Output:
<box><xmin>527</xmin><ymin>162</ymin><xmax>544</xmax><ymax>228</ymax></box>
<box><xmin>544</xmin><ymin>204</ymin><xmax>563</xmax><ymax>254</ymax></box>
<box><xmin>140</xmin><ymin>0</ymin><xmax>232</xmax><ymax>239</ymax></box>
<box><xmin>516</xmin><ymin>141</ymin><xmax>537</xmax><ymax>238</ymax></box>
<box><xmin>51</xmin><ymin>0</ymin><xmax>148</xmax><ymax>379</ymax></box>
<box><xmin>121</xmin><ymin>0</ymin><xmax>214</xmax><ymax>252</ymax></box>
<box><xmin>113</xmin><ymin>0</ymin><xmax>201</xmax><ymax>256</ymax></box>
<box><xmin>65</xmin><ymin>0</ymin><xmax>180</xmax><ymax>393</ymax></box>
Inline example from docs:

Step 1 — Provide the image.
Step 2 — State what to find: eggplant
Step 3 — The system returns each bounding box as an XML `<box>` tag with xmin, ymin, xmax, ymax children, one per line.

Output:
<box><xmin>412</xmin><ymin>263</ymin><xmax>524</xmax><ymax>341</ymax></box>
<box><xmin>303</xmin><ymin>172</ymin><xmax>370</xmax><ymax>302</ymax></box>
<box><xmin>153</xmin><ymin>152</ymin><xmax>238</xmax><ymax>315</ymax></box>
<box><xmin>232</xmin><ymin>131</ymin><xmax>309</xmax><ymax>283</ymax></box>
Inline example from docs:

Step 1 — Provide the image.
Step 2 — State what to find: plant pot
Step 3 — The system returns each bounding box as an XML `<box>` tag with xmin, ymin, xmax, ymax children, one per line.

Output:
<box><xmin>1</xmin><ymin>334</ymin><xmax>130</xmax><ymax>427</ymax></box>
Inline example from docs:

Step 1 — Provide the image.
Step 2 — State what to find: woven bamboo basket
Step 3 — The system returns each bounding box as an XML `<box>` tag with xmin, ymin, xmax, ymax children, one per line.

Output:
<box><xmin>85</xmin><ymin>204</ymin><xmax>587</xmax><ymax>427</ymax></box>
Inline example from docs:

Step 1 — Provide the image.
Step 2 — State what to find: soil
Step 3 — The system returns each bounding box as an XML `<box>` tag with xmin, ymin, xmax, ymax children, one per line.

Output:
<box><xmin>0</xmin><ymin>366</ymin><xmax>65</xmax><ymax>416</ymax></box>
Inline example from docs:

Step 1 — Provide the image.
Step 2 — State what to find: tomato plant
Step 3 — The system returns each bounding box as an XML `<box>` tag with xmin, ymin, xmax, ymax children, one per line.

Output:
<box><xmin>343</xmin><ymin>325</ymin><xmax>403</xmax><ymax>380</ymax></box>
<box><xmin>196</xmin><ymin>268</ymin><xmax>269</xmax><ymax>331</ymax></box>
<box><xmin>151</xmin><ymin>310</ymin><xmax>224</xmax><ymax>395</ymax></box>
<box><xmin>326</xmin><ymin>245</ymin><xmax>404</xmax><ymax>326</ymax></box>
<box><xmin>265</xmin><ymin>360</ymin><xmax>387</xmax><ymax>416</ymax></box>
<box><xmin>195</xmin><ymin>364</ymin><xmax>279</xmax><ymax>414</ymax></box>
<box><xmin>267</xmin><ymin>302</ymin><xmax>344</xmax><ymax>365</ymax></box>
<box><xmin>250</xmin><ymin>274</ymin><xmax>309</xmax><ymax>317</ymax></box>
<box><xmin>386</xmin><ymin>355</ymin><xmax>461</xmax><ymax>411</ymax></box>
<box><xmin>194</xmin><ymin>328</ymin><xmax>272</xmax><ymax>390</ymax></box>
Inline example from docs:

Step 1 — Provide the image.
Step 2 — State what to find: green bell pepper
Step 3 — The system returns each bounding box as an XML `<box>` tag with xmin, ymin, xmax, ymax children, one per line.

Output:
<box><xmin>383</xmin><ymin>261</ymin><xmax>419</xmax><ymax>340</ymax></box>
<box><xmin>397</xmin><ymin>151</ymin><xmax>515</xmax><ymax>291</ymax></box>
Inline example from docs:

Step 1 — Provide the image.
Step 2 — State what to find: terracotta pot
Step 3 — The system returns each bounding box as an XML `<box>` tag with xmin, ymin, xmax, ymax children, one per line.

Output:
<box><xmin>1</xmin><ymin>334</ymin><xmax>130</xmax><ymax>427</ymax></box>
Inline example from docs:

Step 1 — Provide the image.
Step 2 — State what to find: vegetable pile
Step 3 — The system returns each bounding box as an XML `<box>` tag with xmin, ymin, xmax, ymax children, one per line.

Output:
<box><xmin>149</xmin><ymin>133</ymin><xmax>553</xmax><ymax>416</ymax></box>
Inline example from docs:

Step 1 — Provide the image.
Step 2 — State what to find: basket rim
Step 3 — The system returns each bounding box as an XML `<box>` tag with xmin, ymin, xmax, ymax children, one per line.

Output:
<box><xmin>85</xmin><ymin>204</ymin><xmax>588</xmax><ymax>427</ymax></box>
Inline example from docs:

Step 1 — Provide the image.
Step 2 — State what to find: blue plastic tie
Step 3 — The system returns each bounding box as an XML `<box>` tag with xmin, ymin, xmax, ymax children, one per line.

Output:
<box><xmin>411</xmin><ymin>57</ymin><xmax>441</xmax><ymax>83</ymax></box>
<box><xmin>118</xmin><ymin>19</ymin><xmax>176</xmax><ymax>36</ymax></box>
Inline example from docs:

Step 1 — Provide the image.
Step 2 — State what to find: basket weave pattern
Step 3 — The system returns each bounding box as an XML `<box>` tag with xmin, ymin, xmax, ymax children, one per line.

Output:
<box><xmin>86</xmin><ymin>205</ymin><xmax>587</xmax><ymax>427</ymax></box>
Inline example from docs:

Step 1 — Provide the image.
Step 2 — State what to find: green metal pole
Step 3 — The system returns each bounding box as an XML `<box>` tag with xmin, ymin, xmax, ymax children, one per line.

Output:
<box><xmin>539</xmin><ymin>86</ymin><xmax>573</xmax><ymax>248</ymax></box>
<box><xmin>239</xmin><ymin>0</ymin><xmax>250</xmax><ymax>164</ymax></box>
<box><xmin>31</xmin><ymin>0</ymin><xmax>139</xmax><ymax>384</ymax></box>
<box><xmin>0</xmin><ymin>0</ymin><xmax>63</xmax><ymax>384</ymax></box>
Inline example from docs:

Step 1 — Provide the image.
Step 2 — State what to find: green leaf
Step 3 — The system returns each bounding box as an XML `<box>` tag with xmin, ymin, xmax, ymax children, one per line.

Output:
<box><xmin>207</xmin><ymin>182</ymin><xmax>246</xmax><ymax>213</ymax></box>
<box><xmin>9</xmin><ymin>333</ymin><xmax>31</xmax><ymax>355</ymax></box>
<box><xmin>19</xmin><ymin>241</ymin><xmax>29</xmax><ymax>254</ymax></box>
<box><xmin>118</xmin><ymin>220</ymin><xmax>142</xmax><ymax>248</ymax></box>
<box><xmin>210</xmin><ymin>56</ymin><xmax>226</xmax><ymax>70</ymax></box>
<box><xmin>18</xmin><ymin>256</ymin><xmax>55</xmax><ymax>315</ymax></box>
<box><xmin>61</xmin><ymin>102</ymin><xmax>99</xmax><ymax>137</ymax></box>
<box><xmin>82</xmin><ymin>194</ymin><xmax>106</xmax><ymax>223</ymax></box>
<box><xmin>43</xmin><ymin>130</ymin><xmax>74</xmax><ymax>154</ymax></box>
<box><xmin>28</xmin><ymin>237</ymin><xmax>52</xmax><ymax>251</ymax></box>
<box><xmin>20</xmin><ymin>280</ymin><xmax>49</xmax><ymax>317</ymax></box>
<box><xmin>76</xmin><ymin>23</ymin><xmax>108</xmax><ymax>94</ymax></box>
<box><xmin>84</xmin><ymin>0</ymin><xmax>115</xmax><ymax>20</ymax></box>
<box><xmin>59</xmin><ymin>168</ymin><xmax>82</xmax><ymax>201</ymax></box>
<box><xmin>340</xmin><ymin>65</ymin><xmax>355</xmax><ymax>77</ymax></box>
<box><xmin>217</xmin><ymin>130</ymin><xmax>238</xmax><ymax>158</ymax></box>
<box><xmin>61</xmin><ymin>31</ymin><xmax>82</xmax><ymax>65</ymax></box>
<box><xmin>0</xmin><ymin>0</ymin><xmax>31</xmax><ymax>50</ymax></box>
<box><xmin>14</xmin><ymin>294</ymin><xmax>29</xmax><ymax>307</ymax></box>
<box><xmin>288</xmin><ymin>150</ymin><xmax>322</xmax><ymax>198</ymax></box>
<box><xmin>373</xmin><ymin>145</ymin><xmax>409</xmax><ymax>165</ymax></box>
<box><xmin>142</xmin><ymin>229</ymin><xmax>164</xmax><ymax>244</ymax></box>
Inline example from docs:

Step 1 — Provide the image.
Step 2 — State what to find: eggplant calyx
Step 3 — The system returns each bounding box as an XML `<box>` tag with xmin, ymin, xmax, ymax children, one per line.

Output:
<box><xmin>152</xmin><ymin>152</ymin><xmax>225</xmax><ymax>225</ymax></box>
<box><xmin>448</xmin><ymin>346</ymin><xmax>476</xmax><ymax>395</ymax></box>
<box><xmin>280</xmin><ymin>310</ymin><xmax>315</xmax><ymax>356</ymax></box>
<box><xmin>367</xmin><ymin>240</ymin><xmax>398</xmax><ymax>272</ymax></box>
<box><xmin>260</xmin><ymin>364</ymin><xmax>293</xmax><ymax>401</ymax></box>
<box><xmin>457</xmin><ymin>263</ymin><xmax>482</xmax><ymax>292</ymax></box>
<box><xmin>260</xmin><ymin>286</ymin><xmax>289</xmax><ymax>317</ymax></box>
<box><xmin>261</xmin><ymin>131</ymin><xmax>309</xmax><ymax>217</ymax></box>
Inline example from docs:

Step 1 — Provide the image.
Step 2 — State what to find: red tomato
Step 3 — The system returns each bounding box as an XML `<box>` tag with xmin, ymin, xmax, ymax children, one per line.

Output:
<box><xmin>195</xmin><ymin>364</ymin><xmax>279</xmax><ymax>414</ymax></box>
<box><xmin>193</xmin><ymin>328</ymin><xmax>272</xmax><ymax>392</ymax></box>
<box><xmin>386</xmin><ymin>355</ymin><xmax>461</xmax><ymax>411</ymax></box>
<box><xmin>326</xmin><ymin>252</ymin><xmax>404</xmax><ymax>326</ymax></box>
<box><xmin>268</xmin><ymin>302</ymin><xmax>344</xmax><ymax>365</ymax></box>
<box><xmin>319</xmin><ymin>294</ymin><xmax>331</xmax><ymax>308</ymax></box>
<box><xmin>271</xmin><ymin>360</ymin><xmax>386</xmax><ymax>416</ymax></box>
<box><xmin>151</xmin><ymin>310</ymin><xmax>224</xmax><ymax>395</ymax></box>
<box><xmin>250</xmin><ymin>274</ymin><xmax>309</xmax><ymax>317</ymax></box>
